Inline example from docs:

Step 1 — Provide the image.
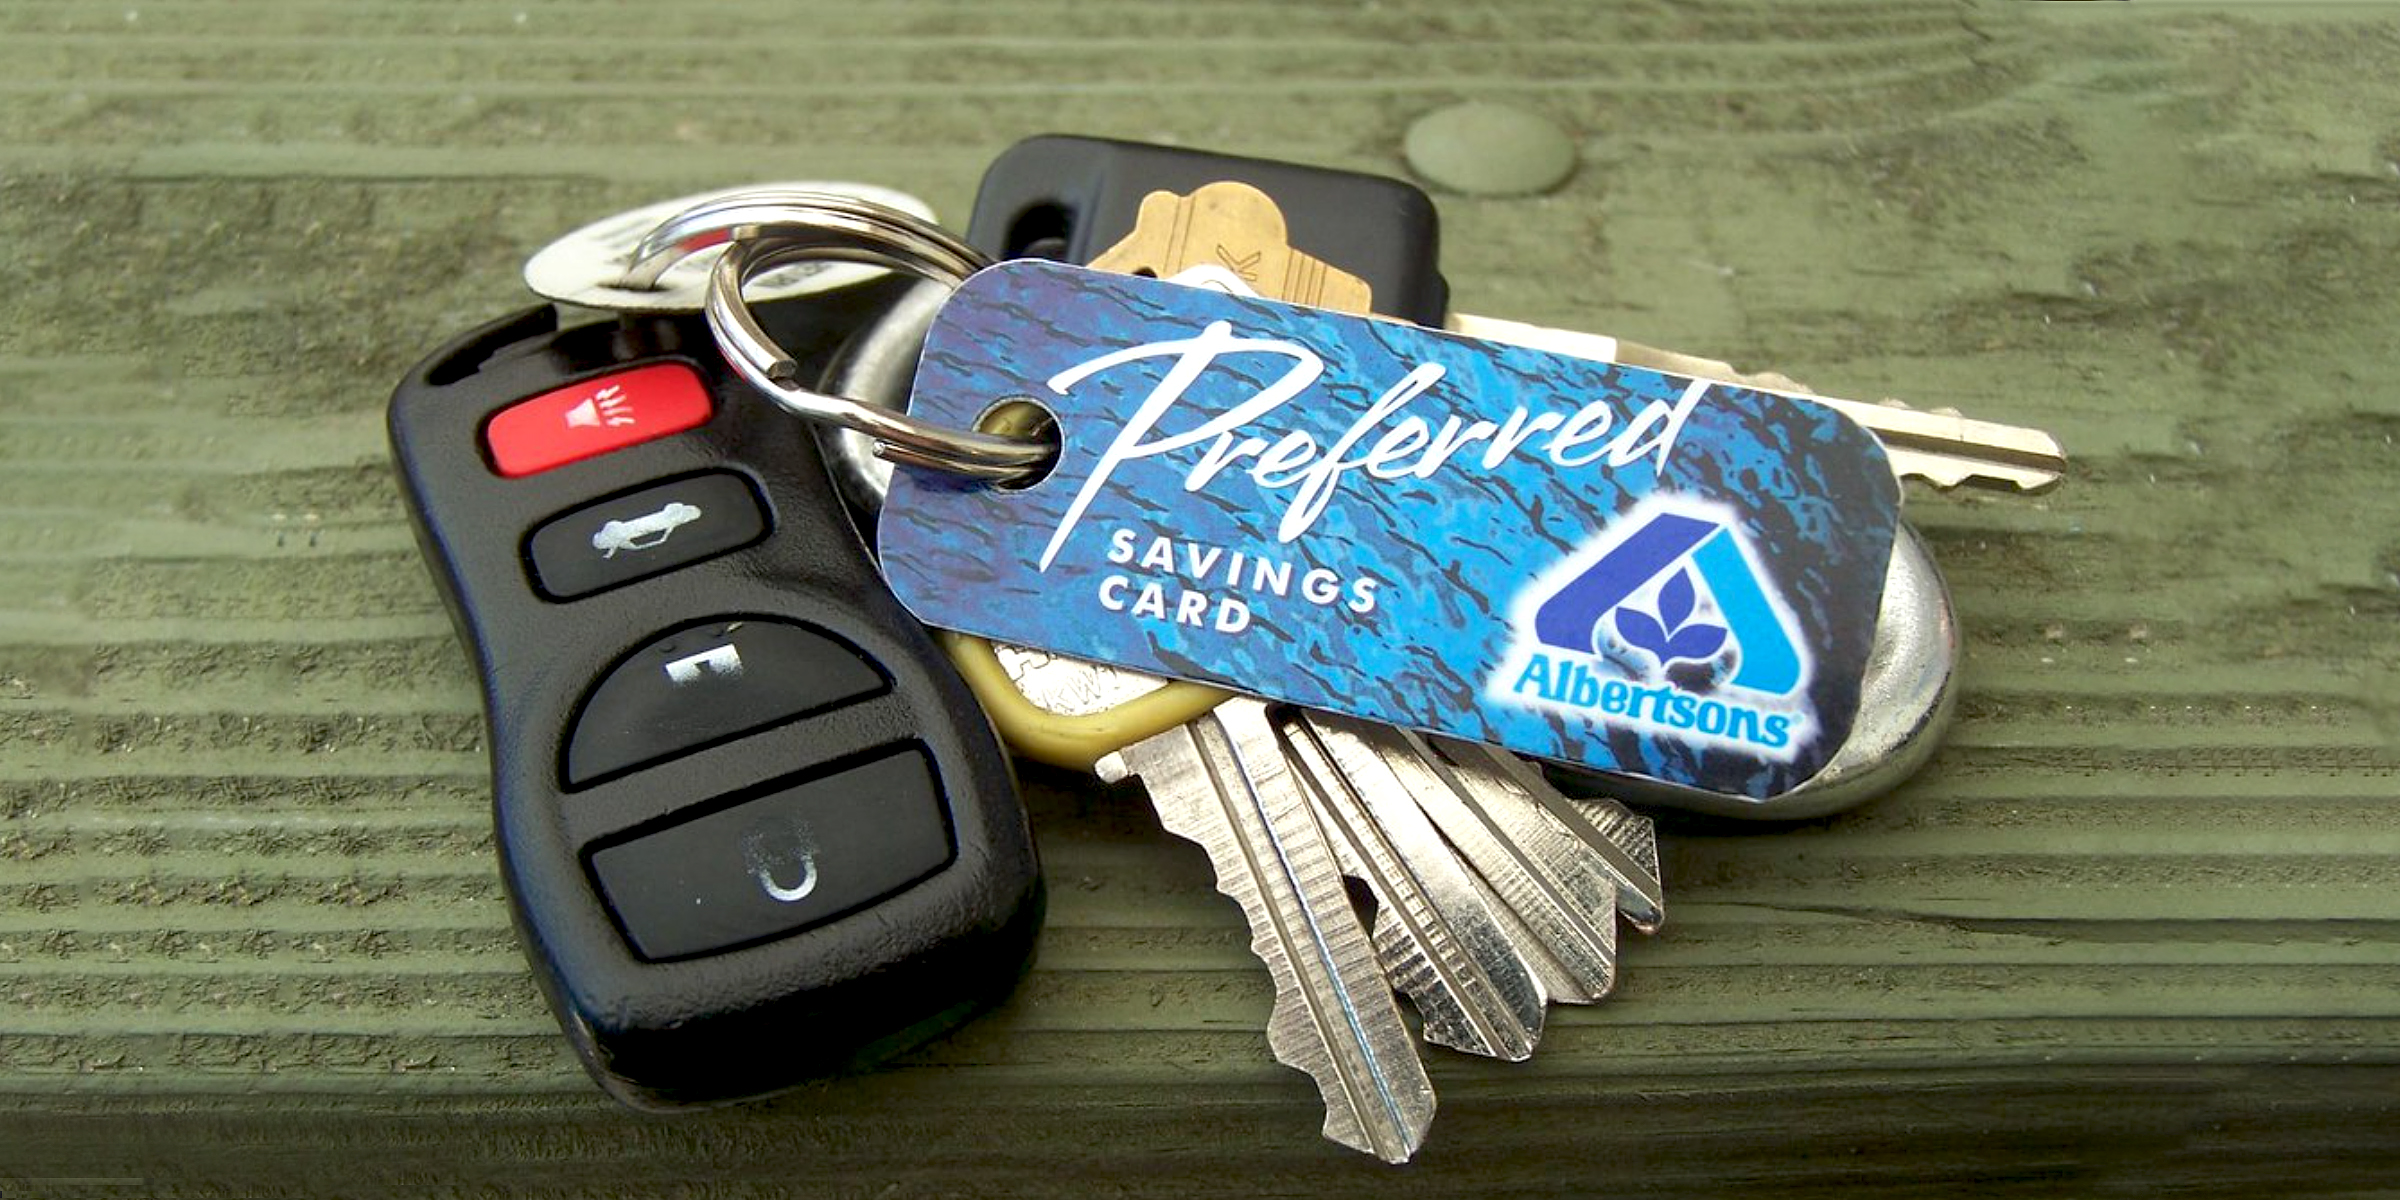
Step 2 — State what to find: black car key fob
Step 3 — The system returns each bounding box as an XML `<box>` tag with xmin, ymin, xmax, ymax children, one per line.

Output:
<box><xmin>387</xmin><ymin>290</ymin><xmax>1042</xmax><ymax>1109</ymax></box>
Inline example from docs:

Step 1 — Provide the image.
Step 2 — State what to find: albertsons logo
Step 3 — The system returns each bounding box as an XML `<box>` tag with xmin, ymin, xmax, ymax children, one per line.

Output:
<box><xmin>1491</xmin><ymin>497</ymin><xmax>1813</xmax><ymax>756</ymax></box>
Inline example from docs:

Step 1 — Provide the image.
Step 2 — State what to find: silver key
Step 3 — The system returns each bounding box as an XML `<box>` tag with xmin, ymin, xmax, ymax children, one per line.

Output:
<box><xmin>1446</xmin><ymin>313</ymin><xmax>2067</xmax><ymax>493</ymax></box>
<box><xmin>1015</xmin><ymin>657</ymin><xmax>1436</xmax><ymax>1163</ymax></box>
<box><xmin>1273</xmin><ymin>706</ymin><xmax>1547</xmax><ymax>1062</ymax></box>
<box><xmin>1302</xmin><ymin>717</ymin><xmax>1656</xmax><ymax>1004</ymax></box>
<box><xmin>1432</xmin><ymin>736</ymin><xmax>1666</xmax><ymax>933</ymax></box>
<box><xmin>1005</xmin><ymin>644</ymin><xmax>1556</xmax><ymax>1063</ymax></box>
<box><xmin>1281</xmin><ymin>719</ymin><xmax>1666</xmax><ymax>1025</ymax></box>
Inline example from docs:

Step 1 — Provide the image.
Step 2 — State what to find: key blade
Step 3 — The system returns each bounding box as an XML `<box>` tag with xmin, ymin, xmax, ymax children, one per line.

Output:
<box><xmin>1445</xmin><ymin>311</ymin><xmax>1619</xmax><ymax>363</ymax></box>
<box><xmin>1879</xmin><ymin>443</ymin><xmax>2064</xmax><ymax>493</ymax></box>
<box><xmin>1552</xmin><ymin>795</ymin><xmax>1666</xmax><ymax>935</ymax></box>
<box><xmin>1322</xmin><ymin>722</ymin><xmax>1630</xmax><ymax>1004</ymax></box>
<box><xmin>1276</xmin><ymin>710</ymin><xmax>1546</xmax><ymax>1062</ymax></box>
<box><xmin>1806</xmin><ymin>396</ymin><xmax>2066</xmax><ymax>492</ymax></box>
<box><xmin>1430</xmin><ymin>739</ymin><xmax>1665</xmax><ymax>932</ymax></box>
<box><xmin>1118</xmin><ymin>700</ymin><xmax>1434</xmax><ymax>1162</ymax></box>
<box><xmin>1446</xmin><ymin>311</ymin><xmax>2066</xmax><ymax>493</ymax></box>
<box><xmin>1472</xmin><ymin>866</ymin><xmax>1588</xmax><ymax>1004</ymax></box>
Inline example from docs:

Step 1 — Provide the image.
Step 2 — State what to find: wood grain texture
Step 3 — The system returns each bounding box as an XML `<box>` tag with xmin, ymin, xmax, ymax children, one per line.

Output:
<box><xmin>2</xmin><ymin>0</ymin><xmax>2397</xmax><ymax>1194</ymax></box>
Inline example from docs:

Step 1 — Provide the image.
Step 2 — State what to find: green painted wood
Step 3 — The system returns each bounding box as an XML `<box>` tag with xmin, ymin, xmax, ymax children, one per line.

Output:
<box><xmin>3</xmin><ymin>1</ymin><xmax>2397</xmax><ymax>1194</ymax></box>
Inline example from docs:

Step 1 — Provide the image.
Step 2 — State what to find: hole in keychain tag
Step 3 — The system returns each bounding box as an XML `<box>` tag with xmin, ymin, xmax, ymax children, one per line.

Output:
<box><xmin>974</xmin><ymin>399</ymin><xmax>1064</xmax><ymax>491</ymax></box>
<box><xmin>875</xmin><ymin>258</ymin><xmax>1906</xmax><ymax>801</ymax></box>
<box><xmin>957</xmin><ymin>351</ymin><xmax>1222</xmax><ymax>775</ymax></box>
<box><xmin>928</xmin><ymin>244</ymin><xmax>1379</xmax><ymax>769</ymax></box>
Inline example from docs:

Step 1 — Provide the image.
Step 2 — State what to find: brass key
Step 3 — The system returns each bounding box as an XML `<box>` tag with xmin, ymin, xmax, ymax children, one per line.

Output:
<box><xmin>1088</xmin><ymin>181</ymin><xmax>1373</xmax><ymax>312</ymax></box>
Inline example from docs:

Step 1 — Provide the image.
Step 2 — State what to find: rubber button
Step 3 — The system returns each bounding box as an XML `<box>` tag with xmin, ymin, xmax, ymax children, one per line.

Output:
<box><xmin>527</xmin><ymin>473</ymin><xmax>768</xmax><ymax>600</ymax></box>
<box><xmin>484</xmin><ymin>362</ymin><xmax>712</xmax><ymax>477</ymax></box>
<box><xmin>565</xmin><ymin>619</ymin><xmax>887</xmax><ymax>786</ymax></box>
<box><xmin>588</xmin><ymin>745</ymin><xmax>955</xmax><ymax>962</ymax></box>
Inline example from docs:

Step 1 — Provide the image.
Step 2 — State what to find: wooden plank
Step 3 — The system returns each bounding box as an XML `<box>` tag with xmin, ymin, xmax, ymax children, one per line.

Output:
<box><xmin>2</xmin><ymin>0</ymin><xmax>2396</xmax><ymax>1193</ymax></box>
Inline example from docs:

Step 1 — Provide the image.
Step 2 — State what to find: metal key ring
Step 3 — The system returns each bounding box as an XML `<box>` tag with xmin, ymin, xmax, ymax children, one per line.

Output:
<box><xmin>624</xmin><ymin>193</ymin><xmax>1054</xmax><ymax>481</ymax></box>
<box><xmin>622</xmin><ymin>189</ymin><xmax>987</xmax><ymax>290</ymax></box>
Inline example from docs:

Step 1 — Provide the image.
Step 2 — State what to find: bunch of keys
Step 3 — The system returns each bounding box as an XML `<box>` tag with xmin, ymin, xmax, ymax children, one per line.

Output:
<box><xmin>620</xmin><ymin>137</ymin><xmax>2065</xmax><ymax>1161</ymax></box>
<box><xmin>385</xmin><ymin>141</ymin><xmax>2065</xmax><ymax>1155</ymax></box>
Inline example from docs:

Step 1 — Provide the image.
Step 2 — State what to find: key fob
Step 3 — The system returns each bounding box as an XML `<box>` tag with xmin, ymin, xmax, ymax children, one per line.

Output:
<box><xmin>387</xmin><ymin>288</ymin><xmax>1042</xmax><ymax>1109</ymax></box>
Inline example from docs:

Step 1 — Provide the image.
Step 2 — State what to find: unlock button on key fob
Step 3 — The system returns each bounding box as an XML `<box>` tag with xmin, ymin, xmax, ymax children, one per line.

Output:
<box><xmin>566</xmin><ymin>618</ymin><xmax>887</xmax><ymax>785</ymax></box>
<box><xmin>589</xmin><ymin>746</ymin><xmax>956</xmax><ymax>961</ymax></box>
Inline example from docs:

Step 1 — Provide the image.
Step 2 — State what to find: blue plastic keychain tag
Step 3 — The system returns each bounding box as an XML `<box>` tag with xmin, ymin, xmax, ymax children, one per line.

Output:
<box><xmin>878</xmin><ymin>260</ymin><xmax>1902</xmax><ymax>799</ymax></box>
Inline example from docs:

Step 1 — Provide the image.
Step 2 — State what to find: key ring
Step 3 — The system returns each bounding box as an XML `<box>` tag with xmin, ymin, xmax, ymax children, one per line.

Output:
<box><xmin>803</xmin><ymin>238</ymin><xmax>1241</xmax><ymax>772</ymax></box>
<box><xmin>624</xmin><ymin>192</ymin><xmax>1055</xmax><ymax>481</ymax></box>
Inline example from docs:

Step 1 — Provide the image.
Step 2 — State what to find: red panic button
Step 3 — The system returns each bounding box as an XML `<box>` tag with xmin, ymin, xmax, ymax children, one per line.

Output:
<box><xmin>484</xmin><ymin>363</ymin><xmax>713</xmax><ymax>477</ymax></box>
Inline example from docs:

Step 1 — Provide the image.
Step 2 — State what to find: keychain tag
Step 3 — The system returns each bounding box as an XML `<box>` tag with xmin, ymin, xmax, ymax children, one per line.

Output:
<box><xmin>879</xmin><ymin>260</ymin><xmax>1901</xmax><ymax>798</ymax></box>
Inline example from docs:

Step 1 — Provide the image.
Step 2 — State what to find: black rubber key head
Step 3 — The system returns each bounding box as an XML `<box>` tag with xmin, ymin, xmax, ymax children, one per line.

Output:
<box><xmin>968</xmin><ymin>134</ymin><xmax>1451</xmax><ymax>326</ymax></box>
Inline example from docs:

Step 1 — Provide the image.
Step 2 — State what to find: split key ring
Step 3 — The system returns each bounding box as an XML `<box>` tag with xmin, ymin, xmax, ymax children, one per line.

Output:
<box><xmin>623</xmin><ymin>190</ymin><xmax>1055</xmax><ymax>482</ymax></box>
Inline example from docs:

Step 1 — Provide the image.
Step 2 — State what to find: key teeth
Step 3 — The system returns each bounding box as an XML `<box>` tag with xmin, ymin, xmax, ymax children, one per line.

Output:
<box><xmin>1913</xmin><ymin>463</ymin><xmax>2062</xmax><ymax>494</ymax></box>
<box><xmin>1580</xmin><ymin>802</ymin><xmax>1667</xmax><ymax>936</ymax></box>
<box><xmin>1369</xmin><ymin>904</ymin><xmax>1541</xmax><ymax>1062</ymax></box>
<box><xmin>1129</xmin><ymin>710</ymin><xmax>1435</xmax><ymax>1165</ymax></box>
<box><xmin>1263</xmin><ymin>996</ymin><xmax>1435</xmax><ymax>1163</ymax></box>
<box><xmin>1164</xmin><ymin>820</ymin><xmax>1430</xmax><ymax>1164</ymax></box>
<box><xmin>1279</xmin><ymin>710</ymin><xmax>1551</xmax><ymax>1068</ymax></box>
<box><xmin>1242</xmin><ymin>880</ymin><xmax>1435</xmax><ymax>1164</ymax></box>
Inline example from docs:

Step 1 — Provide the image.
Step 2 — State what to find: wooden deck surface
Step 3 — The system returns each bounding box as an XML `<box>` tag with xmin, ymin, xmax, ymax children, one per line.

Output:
<box><xmin>3</xmin><ymin>1</ymin><xmax>2397</xmax><ymax>1195</ymax></box>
